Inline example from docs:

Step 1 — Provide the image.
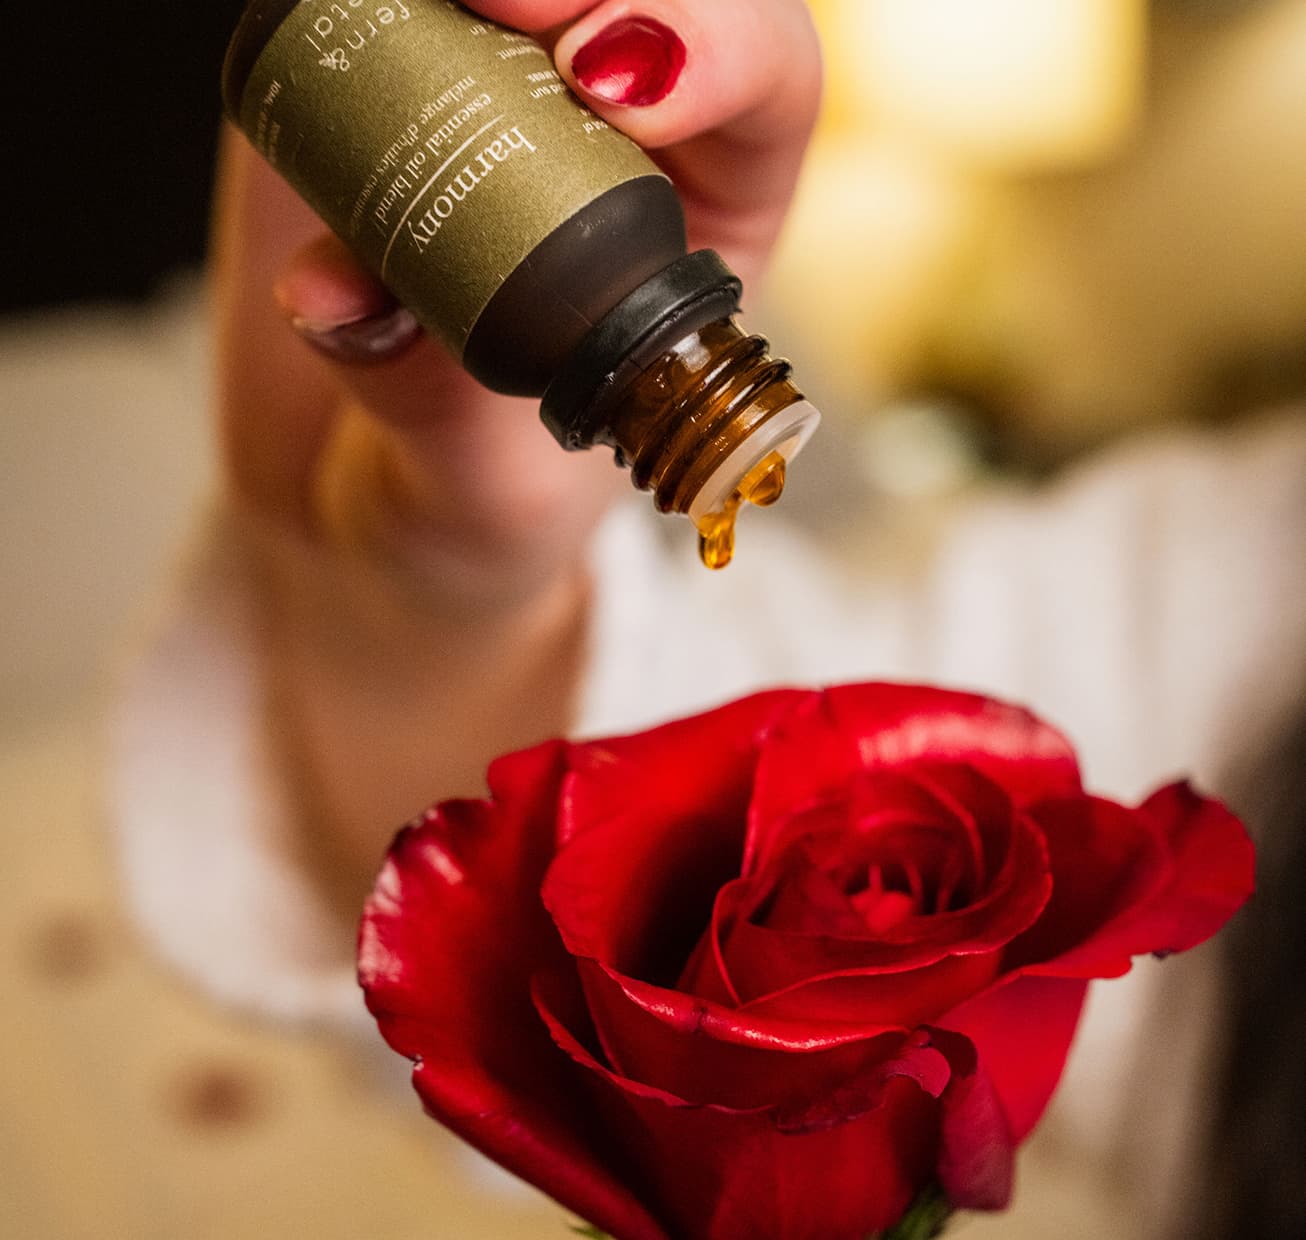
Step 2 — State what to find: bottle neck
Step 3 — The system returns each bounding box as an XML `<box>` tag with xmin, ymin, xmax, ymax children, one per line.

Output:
<box><xmin>603</xmin><ymin>316</ymin><xmax>818</xmax><ymax>520</ymax></box>
<box><xmin>540</xmin><ymin>251</ymin><xmax>821</xmax><ymax>568</ymax></box>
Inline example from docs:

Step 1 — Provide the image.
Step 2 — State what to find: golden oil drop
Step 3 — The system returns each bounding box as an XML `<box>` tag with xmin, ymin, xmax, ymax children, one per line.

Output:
<box><xmin>695</xmin><ymin>452</ymin><xmax>788</xmax><ymax>570</ymax></box>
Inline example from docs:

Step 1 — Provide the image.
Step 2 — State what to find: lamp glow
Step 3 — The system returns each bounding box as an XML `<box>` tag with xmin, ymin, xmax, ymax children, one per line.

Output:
<box><xmin>829</xmin><ymin>0</ymin><xmax>1145</xmax><ymax>168</ymax></box>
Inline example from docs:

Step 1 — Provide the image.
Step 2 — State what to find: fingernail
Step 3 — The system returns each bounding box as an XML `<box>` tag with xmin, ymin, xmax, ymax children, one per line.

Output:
<box><xmin>291</xmin><ymin>306</ymin><xmax>421</xmax><ymax>363</ymax></box>
<box><xmin>571</xmin><ymin>16</ymin><xmax>687</xmax><ymax>108</ymax></box>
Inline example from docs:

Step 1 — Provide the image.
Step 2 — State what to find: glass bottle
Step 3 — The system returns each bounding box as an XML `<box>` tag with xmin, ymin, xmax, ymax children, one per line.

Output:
<box><xmin>223</xmin><ymin>0</ymin><xmax>819</xmax><ymax>566</ymax></box>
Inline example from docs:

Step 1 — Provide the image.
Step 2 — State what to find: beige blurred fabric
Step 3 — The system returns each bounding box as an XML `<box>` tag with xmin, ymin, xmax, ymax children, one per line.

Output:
<box><xmin>0</xmin><ymin>288</ymin><xmax>565</xmax><ymax>1240</ymax></box>
<box><xmin>4</xmin><ymin>287</ymin><xmax>1305</xmax><ymax>1239</ymax></box>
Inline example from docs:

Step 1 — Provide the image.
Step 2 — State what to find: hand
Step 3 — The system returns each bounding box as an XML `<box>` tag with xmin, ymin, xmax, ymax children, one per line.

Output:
<box><xmin>210</xmin><ymin>0</ymin><xmax>823</xmax><ymax>916</ymax></box>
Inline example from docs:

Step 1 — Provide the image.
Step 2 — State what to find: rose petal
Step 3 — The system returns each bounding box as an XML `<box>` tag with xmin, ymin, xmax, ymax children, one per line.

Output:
<box><xmin>1128</xmin><ymin>782</ymin><xmax>1255</xmax><ymax>956</ymax></box>
<box><xmin>937</xmin><ymin>974</ymin><xmax>1090</xmax><ymax>1142</ymax></box>
<box><xmin>542</xmin><ymin>799</ymin><xmax>748</xmax><ymax>988</ymax></box>
<box><xmin>712</xmin><ymin>806</ymin><xmax>1051</xmax><ymax>1006</ymax></box>
<box><xmin>1009</xmin><ymin>785</ymin><xmax>1253</xmax><ymax>978</ymax></box>
<box><xmin>750</xmin><ymin>765</ymin><xmax>994</xmax><ymax>898</ymax></box>
<box><xmin>562</xmin><ymin>687</ymin><xmax>804</xmax><ymax>848</ymax></box>
<box><xmin>923</xmin><ymin>1029</ymin><xmax>1015</xmax><ymax>1210</ymax></box>
<box><xmin>408</xmin><ymin>1058</ymin><xmax>670</xmax><ymax>1240</ymax></box>
<box><xmin>535</xmin><ymin>975</ymin><xmax>944</xmax><ymax>1240</ymax></box>
<box><xmin>773</xmin><ymin>1030</ymin><xmax>953</xmax><ymax>1132</ymax></box>
<box><xmin>937</xmin><ymin>789</ymin><xmax>1249</xmax><ymax>1145</ymax></box>
<box><xmin>746</xmin><ymin>684</ymin><xmax>1081</xmax><ymax>874</ymax></box>
<box><xmin>359</xmin><ymin>741</ymin><xmax>668</xmax><ymax>1240</ymax></box>
<box><xmin>360</xmin><ymin>749</ymin><xmax>567</xmax><ymax>1059</ymax></box>
<box><xmin>544</xmin><ymin>690</ymin><xmax>803</xmax><ymax>984</ymax></box>
<box><xmin>676</xmin><ymin>881</ymin><xmax>745</xmax><ymax>1005</ymax></box>
<box><xmin>578</xmin><ymin>959</ymin><xmax>907</xmax><ymax>1109</ymax></box>
<box><xmin>1002</xmin><ymin>796</ymin><xmax>1169</xmax><ymax>976</ymax></box>
<box><xmin>739</xmin><ymin>954</ymin><xmax>1002</xmax><ymax>1028</ymax></box>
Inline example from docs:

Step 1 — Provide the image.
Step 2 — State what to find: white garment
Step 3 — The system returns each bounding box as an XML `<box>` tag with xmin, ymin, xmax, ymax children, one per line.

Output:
<box><xmin>110</xmin><ymin>407</ymin><xmax>1306</xmax><ymax>1238</ymax></box>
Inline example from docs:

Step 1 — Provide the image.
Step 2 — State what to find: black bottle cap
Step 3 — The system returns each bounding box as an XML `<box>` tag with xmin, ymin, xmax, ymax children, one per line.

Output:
<box><xmin>540</xmin><ymin>250</ymin><xmax>743</xmax><ymax>451</ymax></box>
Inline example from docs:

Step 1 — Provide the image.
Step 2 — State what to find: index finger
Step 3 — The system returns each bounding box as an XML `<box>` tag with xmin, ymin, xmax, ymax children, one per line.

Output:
<box><xmin>482</xmin><ymin>0</ymin><xmax>824</xmax><ymax>273</ymax></box>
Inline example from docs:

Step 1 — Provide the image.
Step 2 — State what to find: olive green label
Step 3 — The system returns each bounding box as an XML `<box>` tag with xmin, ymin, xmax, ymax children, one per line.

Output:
<box><xmin>238</xmin><ymin>0</ymin><xmax>663</xmax><ymax>356</ymax></box>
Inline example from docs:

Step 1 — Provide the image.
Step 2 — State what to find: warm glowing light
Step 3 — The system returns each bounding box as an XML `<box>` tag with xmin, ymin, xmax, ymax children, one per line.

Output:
<box><xmin>828</xmin><ymin>0</ymin><xmax>1145</xmax><ymax>168</ymax></box>
<box><xmin>769</xmin><ymin>135</ymin><xmax>975</xmax><ymax>391</ymax></box>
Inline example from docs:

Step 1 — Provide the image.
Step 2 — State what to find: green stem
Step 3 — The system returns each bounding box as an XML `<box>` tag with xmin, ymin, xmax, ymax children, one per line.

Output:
<box><xmin>875</xmin><ymin>1185</ymin><xmax>953</xmax><ymax>1240</ymax></box>
<box><xmin>565</xmin><ymin>1184</ymin><xmax>953</xmax><ymax>1240</ymax></box>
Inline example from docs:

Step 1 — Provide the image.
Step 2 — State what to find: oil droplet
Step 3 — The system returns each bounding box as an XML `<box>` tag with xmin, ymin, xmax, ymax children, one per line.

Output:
<box><xmin>747</xmin><ymin>454</ymin><xmax>786</xmax><ymax>507</ymax></box>
<box><xmin>695</xmin><ymin>452</ymin><xmax>788</xmax><ymax>570</ymax></box>
<box><xmin>697</xmin><ymin>510</ymin><xmax>737</xmax><ymax>570</ymax></box>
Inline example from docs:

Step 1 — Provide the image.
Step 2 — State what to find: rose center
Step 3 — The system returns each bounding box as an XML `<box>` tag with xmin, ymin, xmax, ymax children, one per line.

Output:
<box><xmin>838</xmin><ymin>848</ymin><xmax>975</xmax><ymax>933</ymax></box>
<box><xmin>847</xmin><ymin>865</ymin><xmax>920</xmax><ymax>934</ymax></box>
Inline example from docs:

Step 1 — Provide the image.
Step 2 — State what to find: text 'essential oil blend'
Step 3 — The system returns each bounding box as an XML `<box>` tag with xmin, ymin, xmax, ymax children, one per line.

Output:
<box><xmin>222</xmin><ymin>0</ymin><xmax>820</xmax><ymax>568</ymax></box>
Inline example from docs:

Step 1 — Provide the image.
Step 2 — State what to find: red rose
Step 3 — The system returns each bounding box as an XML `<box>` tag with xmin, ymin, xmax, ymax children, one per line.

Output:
<box><xmin>358</xmin><ymin>684</ymin><xmax>1253</xmax><ymax>1240</ymax></box>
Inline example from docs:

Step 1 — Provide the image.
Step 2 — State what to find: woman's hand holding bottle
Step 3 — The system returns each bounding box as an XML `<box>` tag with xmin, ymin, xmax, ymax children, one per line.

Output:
<box><xmin>211</xmin><ymin>0</ymin><xmax>823</xmax><ymax>912</ymax></box>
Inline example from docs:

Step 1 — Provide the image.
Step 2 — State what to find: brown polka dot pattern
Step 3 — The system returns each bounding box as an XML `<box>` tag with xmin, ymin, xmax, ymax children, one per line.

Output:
<box><xmin>27</xmin><ymin>913</ymin><xmax>110</xmax><ymax>983</ymax></box>
<box><xmin>169</xmin><ymin>1063</ymin><xmax>269</xmax><ymax>1132</ymax></box>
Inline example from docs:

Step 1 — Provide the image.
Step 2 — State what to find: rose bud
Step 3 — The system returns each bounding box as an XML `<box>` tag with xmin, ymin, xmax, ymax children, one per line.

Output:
<box><xmin>359</xmin><ymin>683</ymin><xmax>1254</xmax><ymax>1240</ymax></box>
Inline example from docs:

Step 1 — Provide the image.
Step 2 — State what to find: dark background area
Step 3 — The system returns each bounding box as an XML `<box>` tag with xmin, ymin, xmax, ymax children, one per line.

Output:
<box><xmin>3</xmin><ymin>7</ymin><xmax>245</xmax><ymax>315</ymax></box>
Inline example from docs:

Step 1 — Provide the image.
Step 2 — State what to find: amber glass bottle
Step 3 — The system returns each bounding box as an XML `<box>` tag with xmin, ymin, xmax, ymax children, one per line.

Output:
<box><xmin>223</xmin><ymin>0</ymin><xmax>818</xmax><ymax>566</ymax></box>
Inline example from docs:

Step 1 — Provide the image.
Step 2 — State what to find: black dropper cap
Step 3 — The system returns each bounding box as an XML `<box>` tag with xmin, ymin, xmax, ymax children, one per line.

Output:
<box><xmin>540</xmin><ymin>250</ymin><xmax>743</xmax><ymax>452</ymax></box>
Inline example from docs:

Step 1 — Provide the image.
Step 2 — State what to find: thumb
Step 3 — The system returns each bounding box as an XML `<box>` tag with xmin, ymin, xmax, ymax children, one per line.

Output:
<box><xmin>273</xmin><ymin>232</ymin><xmax>422</xmax><ymax>368</ymax></box>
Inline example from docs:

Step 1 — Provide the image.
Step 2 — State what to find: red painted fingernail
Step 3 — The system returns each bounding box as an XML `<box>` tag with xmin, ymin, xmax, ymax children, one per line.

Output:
<box><xmin>572</xmin><ymin>16</ymin><xmax>687</xmax><ymax>108</ymax></box>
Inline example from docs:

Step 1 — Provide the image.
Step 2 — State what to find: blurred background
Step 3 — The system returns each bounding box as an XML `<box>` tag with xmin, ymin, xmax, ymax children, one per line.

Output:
<box><xmin>782</xmin><ymin>0</ymin><xmax>1306</xmax><ymax>479</ymax></box>
<box><xmin>2</xmin><ymin>1</ymin><xmax>1303</xmax><ymax>1237</ymax></box>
